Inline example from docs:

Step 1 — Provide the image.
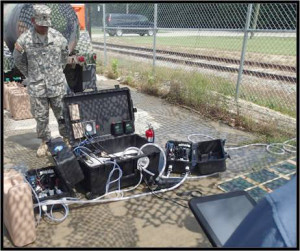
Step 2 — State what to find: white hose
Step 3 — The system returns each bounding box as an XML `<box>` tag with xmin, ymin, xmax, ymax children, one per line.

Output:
<box><xmin>44</xmin><ymin>204</ymin><xmax>69</xmax><ymax>223</ymax></box>
<box><xmin>283</xmin><ymin>138</ymin><xmax>297</xmax><ymax>153</ymax></box>
<box><xmin>225</xmin><ymin>143</ymin><xmax>267</xmax><ymax>150</ymax></box>
<box><xmin>138</xmin><ymin>143</ymin><xmax>167</xmax><ymax>178</ymax></box>
<box><xmin>187</xmin><ymin>133</ymin><xmax>296</xmax><ymax>156</ymax></box>
<box><xmin>34</xmin><ymin>172</ymin><xmax>189</xmax><ymax>208</ymax></box>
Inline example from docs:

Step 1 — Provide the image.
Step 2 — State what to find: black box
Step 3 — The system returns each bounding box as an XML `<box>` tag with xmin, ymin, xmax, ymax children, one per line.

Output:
<box><xmin>194</xmin><ymin>139</ymin><xmax>228</xmax><ymax>175</ymax></box>
<box><xmin>25</xmin><ymin>166</ymin><xmax>74</xmax><ymax>203</ymax></box>
<box><xmin>165</xmin><ymin>139</ymin><xmax>228</xmax><ymax>175</ymax></box>
<box><xmin>25</xmin><ymin>137</ymin><xmax>82</xmax><ymax>204</ymax></box>
<box><xmin>62</xmin><ymin>86</ymin><xmax>160</xmax><ymax>198</ymax></box>
<box><xmin>165</xmin><ymin>140</ymin><xmax>193</xmax><ymax>173</ymax></box>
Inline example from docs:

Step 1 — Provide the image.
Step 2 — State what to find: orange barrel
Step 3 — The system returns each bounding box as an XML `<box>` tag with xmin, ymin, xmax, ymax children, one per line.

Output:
<box><xmin>71</xmin><ymin>4</ymin><xmax>86</xmax><ymax>30</ymax></box>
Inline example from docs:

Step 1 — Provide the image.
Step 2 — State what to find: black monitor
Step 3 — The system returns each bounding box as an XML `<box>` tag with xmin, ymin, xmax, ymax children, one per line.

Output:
<box><xmin>189</xmin><ymin>190</ymin><xmax>257</xmax><ymax>247</ymax></box>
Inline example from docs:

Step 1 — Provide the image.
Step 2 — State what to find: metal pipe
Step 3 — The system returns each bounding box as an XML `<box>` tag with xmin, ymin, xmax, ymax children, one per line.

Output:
<box><xmin>235</xmin><ymin>4</ymin><xmax>253</xmax><ymax>102</ymax></box>
<box><xmin>250</xmin><ymin>4</ymin><xmax>261</xmax><ymax>39</ymax></box>
<box><xmin>103</xmin><ymin>4</ymin><xmax>107</xmax><ymax>67</ymax></box>
<box><xmin>86</xmin><ymin>3</ymin><xmax>92</xmax><ymax>40</ymax></box>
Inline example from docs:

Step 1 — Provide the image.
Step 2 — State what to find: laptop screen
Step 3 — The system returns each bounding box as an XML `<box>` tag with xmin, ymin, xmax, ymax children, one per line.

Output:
<box><xmin>189</xmin><ymin>191</ymin><xmax>256</xmax><ymax>247</ymax></box>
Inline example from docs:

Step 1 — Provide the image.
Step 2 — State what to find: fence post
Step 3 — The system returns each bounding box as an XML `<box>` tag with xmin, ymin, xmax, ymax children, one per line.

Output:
<box><xmin>102</xmin><ymin>4</ymin><xmax>107</xmax><ymax>67</ymax></box>
<box><xmin>250</xmin><ymin>4</ymin><xmax>260</xmax><ymax>39</ymax></box>
<box><xmin>152</xmin><ymin>4</ymin><xmax>158</xmax><ymax>76</ymax></box>
<box><xmin>86</xmin><ymin>4</ymin><xmax>92</xmax><ymax>40</ymax></box>
<box><xmin>235</xmin><ymin>4</ymin><xmax>253</xmax><ymax>101</ymax></box>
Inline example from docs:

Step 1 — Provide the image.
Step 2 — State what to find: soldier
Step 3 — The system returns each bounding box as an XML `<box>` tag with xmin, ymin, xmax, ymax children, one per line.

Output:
<box><xmin>4</xmin><ymin>41</ymin><xmax>14</xmax><ymax>74</ymax></box>
<box><xmin>13</xmin><ymin>4</ymin><xmax>69</xmax><ymax>157</ymax></box>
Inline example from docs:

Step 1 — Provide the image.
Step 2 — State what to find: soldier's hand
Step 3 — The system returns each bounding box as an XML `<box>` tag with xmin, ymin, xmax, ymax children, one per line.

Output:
<box><xmin>14</xmin><ymin>43</ymin><xmax>24</xmax><ymax>54</ymax></box>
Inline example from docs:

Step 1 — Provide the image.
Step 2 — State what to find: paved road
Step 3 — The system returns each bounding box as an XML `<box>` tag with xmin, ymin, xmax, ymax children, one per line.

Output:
<box><xmin>3</xmin><ymin>77</ymin><xmax>294</xmax><ymax>248</ymax></box>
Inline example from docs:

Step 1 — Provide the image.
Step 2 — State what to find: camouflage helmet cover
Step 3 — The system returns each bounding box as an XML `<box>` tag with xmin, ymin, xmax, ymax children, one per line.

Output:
<box><xmin>33</xmin><ymin>4</ymin><xmax>52</xmax><ymax>27</ymax></box>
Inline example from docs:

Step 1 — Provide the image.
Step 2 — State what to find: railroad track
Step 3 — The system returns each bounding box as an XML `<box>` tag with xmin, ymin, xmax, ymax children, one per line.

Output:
<box><xmin>92</xmin><ymin>42</ymin><xmax>297</xmax><ymax>83</ymax></box>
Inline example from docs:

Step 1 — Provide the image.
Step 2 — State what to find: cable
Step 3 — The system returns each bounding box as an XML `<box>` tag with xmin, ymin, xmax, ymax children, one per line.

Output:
<box><xmin>226</xmin><ymin>143</ymin><xmax>291</xmax><ymax>156</ymax></box>
<box><xmin>43</xmin><ymin>204</ymin><xmax>69</xmax><ymax>223</ymax></box>
<box><xmin>105</xmin><ymin>160</ymin><xmax>123</xmax><ymax>194</ymax></box>
<box><xmin>138</xmin><ymin>143</ymin><xmax>167</xmax><ymax>178</ymax></box>
<box><xmin>283</xmin><ymin>138</ymin><xmax>297</xmax><ymax>153</ymax></box>
<box><xmin>225</xmin><ymin>143</ymin><xmax>267</xmax><ymax>150</ymax></box>
<box><xmin>33</xmin><ymin>171</ymin><xmax>190</xmax><ymax>208</ymax></box>
<box><xmin>143</xmin><ymin>172</ymin><xmax>189</xmax><ymax>209</ymax></box>
<box><xmin>187</xmin><ymin>133</ymin><xmax>297</xmax><ymax>156</ymax></box>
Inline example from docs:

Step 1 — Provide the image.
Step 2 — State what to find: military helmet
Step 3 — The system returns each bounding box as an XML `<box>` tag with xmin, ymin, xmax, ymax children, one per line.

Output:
<box><xmin>33</xmin><ymin>4</ymin><xmax>52</xmax><ymax>27</ymax></box>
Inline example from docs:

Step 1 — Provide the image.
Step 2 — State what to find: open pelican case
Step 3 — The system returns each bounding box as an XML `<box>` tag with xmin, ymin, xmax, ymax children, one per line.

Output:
<box><xmin>59</xmin><ymin>86</ymin><xmax>160</xmax><ymax>199</ymax></box>
<box><xmin>165</xmin><ymin>139</ymin><xmax>229</xmax><ymax>175</ymax></box>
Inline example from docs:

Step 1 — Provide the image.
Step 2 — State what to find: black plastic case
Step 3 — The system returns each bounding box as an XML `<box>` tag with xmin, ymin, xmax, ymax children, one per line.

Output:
<box><xmin>62</xmin><ymin>86</ymin><xmax>160</xmax><ymax>198</ymax></box>
<box><xmin>26</xmin><ymin>137</ymin><xmax>82</xmax><ymax>203</ymax></box>
<box><xmin>166</xmin><ymin>139</ymin><xmax>228</xmax><ymax>175</ymax></box>
<box><xmin>47</xmin><ymin>137</ymin><xmax>85</xmax><ymax>188</ymax></box>
<box><xmin>26</xmin><ymin>166</ymin><xmax>74</xmax><ymax>203</ymax></box>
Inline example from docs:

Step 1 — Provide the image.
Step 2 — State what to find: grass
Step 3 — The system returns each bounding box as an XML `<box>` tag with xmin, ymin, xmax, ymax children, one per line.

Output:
<box><xmin>97</xmin><ymin>54</ymin><xmax>295</xmax><ymax>143</ymax></box>
<box><xmin>99</xmin><ymin>35</ymin><xmax>296</xmax><ymax>56</ymax></box>
<box><xmin>98</xmin><ymin>52</ymin><xmax>295</xmax><ymax>118</ymax></box>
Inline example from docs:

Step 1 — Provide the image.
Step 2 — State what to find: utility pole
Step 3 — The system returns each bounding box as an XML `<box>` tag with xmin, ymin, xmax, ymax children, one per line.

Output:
<box><xmin>103</xmin><ymin>4</ymin><xmax>107</xmax><ymax>67</ymax></box>
<box><xmin>126</xmin><ymin>4</ymin><xmax>129</xmax><ymax>14</ymax></box>
<box><xmin>152</xmin><ymin>4</ymin><xmax>157</xmax><ymax>76</ymax></box>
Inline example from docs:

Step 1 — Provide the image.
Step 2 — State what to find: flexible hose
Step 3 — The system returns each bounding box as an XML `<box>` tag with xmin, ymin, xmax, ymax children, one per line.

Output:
<box><xmin>138</xmin><ymin>143</ymin><xmax>167</xmax><ymax>178</ymax></box>
<box><xmin>43</xmin><ymin>204</ymin><xmax>69</xmax><ymax>223</ymax></box>
<box><xmin>34</xmin><ymin>172</ymin><xmax>189</xmax><ymax>208</ymax></box>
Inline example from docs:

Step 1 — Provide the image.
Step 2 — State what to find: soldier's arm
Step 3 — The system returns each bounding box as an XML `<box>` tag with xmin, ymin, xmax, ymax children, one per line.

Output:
<box><xmin>13</xmin><ymin>36</ymin><xmax>28</xmax><ymax>78</ymax></box>
<box><xmin>61</xmin><ymin>36</ymin><xmax>69</xmax><ymax>69</ymax></box>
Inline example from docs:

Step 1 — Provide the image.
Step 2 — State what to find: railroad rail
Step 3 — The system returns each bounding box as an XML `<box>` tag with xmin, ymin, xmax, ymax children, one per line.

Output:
<box><xmin>92</xmin><ymin>42</ymin><xmax>297</xmax><ymax>83</ymax></box>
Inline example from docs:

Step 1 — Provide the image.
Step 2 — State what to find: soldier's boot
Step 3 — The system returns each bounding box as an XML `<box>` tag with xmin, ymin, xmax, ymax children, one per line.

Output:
<box><xmin>63</xmin><ymin>137</ymin><xmax>72</xmax><ymax>149</ymax></box>
<box><xmin>36</xmin><ymin>140</ymin><xmax>49</xmax><ymax>157</ymax></box>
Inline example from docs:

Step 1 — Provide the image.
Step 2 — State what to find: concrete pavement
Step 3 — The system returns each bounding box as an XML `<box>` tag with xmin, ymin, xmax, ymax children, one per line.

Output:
<box><xmin>3</xmin><ymin>76</ymin><xmax>294</xmax><ymax>248</ymax></box>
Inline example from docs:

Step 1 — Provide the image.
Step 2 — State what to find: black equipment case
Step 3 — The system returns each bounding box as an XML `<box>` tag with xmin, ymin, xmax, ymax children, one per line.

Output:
<box><xmin>25</xmin><ymin>165</ymin><xmax>74</xmax><ymax>203</ymax></box>
<box><xmin>25</xmin><ymin>137</ymin><xmax>83</xmax><ymax>204</ymax></box>
<box><xmin>165</xmin><ymin>139</ymin><xmax>228</xmax><ymax>175</ymax></box>
<box><xmin>61</xmin><ymin>86</ymin><xmax>160</xmax><ymax>198</ymax></box>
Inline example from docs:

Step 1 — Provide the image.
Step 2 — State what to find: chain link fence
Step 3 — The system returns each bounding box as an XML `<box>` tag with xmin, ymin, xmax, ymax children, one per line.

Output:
<box><xmin>90</xmin><ymin>3</ymin><xmax>297</xmax><ymax>120</ymax></box>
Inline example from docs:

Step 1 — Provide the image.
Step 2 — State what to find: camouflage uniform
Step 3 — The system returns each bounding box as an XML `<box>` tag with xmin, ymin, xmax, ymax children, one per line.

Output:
<box><xmin>4</xmin><ymin>41</ymin><xmax>14</xmax><ymax>73</ymax></box>
<box><xmin>13</xmin><ymin>4</ymin><xmax>69</xmax><ymax>142</ymax></box>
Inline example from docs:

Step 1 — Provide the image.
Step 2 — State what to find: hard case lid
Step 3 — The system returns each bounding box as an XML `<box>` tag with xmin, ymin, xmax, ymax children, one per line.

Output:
<box><xmin>47</xmin><ymin>137</ymin><xmax>85</xmax><ymax>187</ymax></box>
<box><xmin>62</xmin><ymin>86</ymin><xmax>136</xmax><ymax>146</ymax></box>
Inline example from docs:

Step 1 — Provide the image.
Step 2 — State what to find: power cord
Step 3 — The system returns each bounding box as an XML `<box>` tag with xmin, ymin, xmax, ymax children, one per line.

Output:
<box><xmin>144</xmin><ymin>176</ymin><xmax>189</xmax><ymax>209</ymax></box>
<box><xmin>187</xmin><ymin>134</ymin><xmax>296</xmax><ymax>156</ymax></box>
